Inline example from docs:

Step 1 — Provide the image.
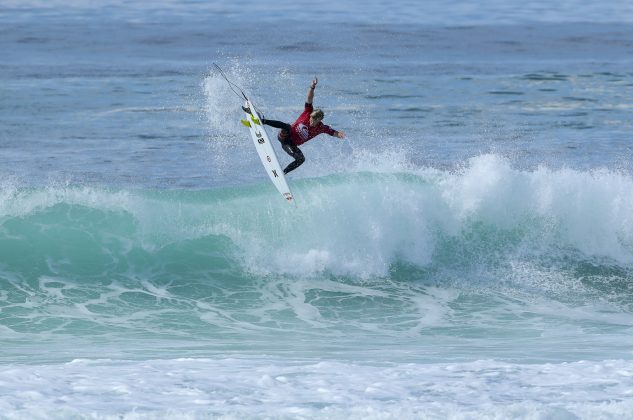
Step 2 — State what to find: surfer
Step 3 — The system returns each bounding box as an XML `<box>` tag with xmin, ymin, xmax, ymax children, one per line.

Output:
<box><xmin>245</xmin><ymin>78</ymin><xmax>346</xmax><ymax>174</ymax></box>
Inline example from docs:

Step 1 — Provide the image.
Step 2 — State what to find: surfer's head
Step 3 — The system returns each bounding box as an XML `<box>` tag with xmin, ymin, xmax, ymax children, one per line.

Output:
<box><xmin>309</xmin><ymin>109</ymin><xmax>324</xmax><ymax>126</ymax></box>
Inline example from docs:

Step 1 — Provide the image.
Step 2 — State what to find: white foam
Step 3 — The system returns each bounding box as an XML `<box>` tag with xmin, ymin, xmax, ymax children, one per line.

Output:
<box><xmin>1</xmin><ymin>357</ymin><xmax>633</xmax><ymax>419</ymax></box>
<box><xmin>440</xmin><ymin>154</ymin><xmax>633</xmax><ymax>262</ymax></box>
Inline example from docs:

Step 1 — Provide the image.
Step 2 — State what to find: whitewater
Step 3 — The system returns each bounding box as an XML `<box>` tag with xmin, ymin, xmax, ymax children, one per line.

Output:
<box><xmin>2</xmin><ymin>0</ymin><xmax>633</xmax><ymax>418</ymax></box>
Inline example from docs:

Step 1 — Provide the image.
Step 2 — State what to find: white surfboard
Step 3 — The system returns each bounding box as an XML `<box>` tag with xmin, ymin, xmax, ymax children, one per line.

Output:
<box><xmin>241</xmin><ymin>99</ymin><xmax>295</xmax><ymax>203</ymax></box>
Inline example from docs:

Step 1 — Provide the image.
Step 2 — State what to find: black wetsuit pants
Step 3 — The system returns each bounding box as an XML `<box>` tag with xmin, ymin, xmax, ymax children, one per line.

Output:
<box><xmin>261</xmin><ymin>119</ymin><xmax>305</xmax><ymax>174</ymax></box>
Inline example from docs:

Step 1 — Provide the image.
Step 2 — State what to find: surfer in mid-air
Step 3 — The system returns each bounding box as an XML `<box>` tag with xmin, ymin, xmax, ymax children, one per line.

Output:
<box><xmin>244</xmin><ymin>77</ymin><xmax>346</xmax><ymax>174</ymax></box>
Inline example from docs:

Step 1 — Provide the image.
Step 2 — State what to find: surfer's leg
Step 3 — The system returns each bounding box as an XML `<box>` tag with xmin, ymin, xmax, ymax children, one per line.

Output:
<box><xmin>262</xmin><ymin>119</ymin><xmax>290</xmax><ymax>131</ymax></box>
<box><xmin>262</xmin><ymin>119</ymin><xmax>292</xmax><ymax>142</ymax></box>
<box><xmin>281</xmin><ymin>142</ymin><xmax>305</xmax><ymax>174</ymax></box>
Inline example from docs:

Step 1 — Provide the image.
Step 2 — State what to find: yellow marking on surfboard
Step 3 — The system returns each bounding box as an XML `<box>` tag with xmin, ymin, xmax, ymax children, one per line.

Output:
<box><xmin>250</xmin><ymin>116</ymin><xmax>261</xmax><ymax>125</ymax></box>
<box><xmin>240</xmin><ymin>119</ymin><xmax>251</xmax><ymax>127</ymax></box>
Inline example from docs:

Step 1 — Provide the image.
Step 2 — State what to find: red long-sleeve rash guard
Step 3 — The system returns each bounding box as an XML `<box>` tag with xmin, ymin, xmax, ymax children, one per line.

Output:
<box><xmin>289</xmin><ymin>103</ymin><xmax>336</xmax><ymax>145</ymax></box>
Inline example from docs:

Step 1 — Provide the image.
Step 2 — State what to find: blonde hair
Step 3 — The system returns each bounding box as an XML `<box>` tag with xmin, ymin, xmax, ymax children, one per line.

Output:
<box><xmin>310</xmin><ymin>108</ymin><xmax>324</xmax><ymax>120</ymax></box>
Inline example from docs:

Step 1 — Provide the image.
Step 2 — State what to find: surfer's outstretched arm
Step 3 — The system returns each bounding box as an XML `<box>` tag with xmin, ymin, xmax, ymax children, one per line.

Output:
<box><xmin>306</xmin><ymin>77</ymin><xmax>318</xmax><ymax>105</ymax></box>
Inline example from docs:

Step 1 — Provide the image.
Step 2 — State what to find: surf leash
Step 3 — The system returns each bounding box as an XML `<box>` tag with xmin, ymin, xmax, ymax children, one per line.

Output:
<box><xmin>213</xmin><ymin>63</ymin><xmax>249</xmax><ymax>102</ymax></box>
<box><xmin>213</xmin><ymin>63</ymin><xmax>268</xmax><ymax>118</ymax></box>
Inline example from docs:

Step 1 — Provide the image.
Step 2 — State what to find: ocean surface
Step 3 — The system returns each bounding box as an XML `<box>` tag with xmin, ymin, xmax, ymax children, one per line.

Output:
<box><xmin>2</xmin><ymin>0</ymin><xmax>633</xmax><ymax>418</ymax></box>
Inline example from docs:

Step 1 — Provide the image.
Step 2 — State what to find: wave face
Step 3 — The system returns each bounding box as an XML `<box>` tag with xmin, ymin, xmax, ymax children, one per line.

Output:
<box><xmin>2</xmin><ymin>153</ymin><xmax>633</xmax><ymax>357</ymax></box>
<box><xmin>3</xmin><ymin>154</ymin><xmax>632</xmax><ymax>277</ymax></box>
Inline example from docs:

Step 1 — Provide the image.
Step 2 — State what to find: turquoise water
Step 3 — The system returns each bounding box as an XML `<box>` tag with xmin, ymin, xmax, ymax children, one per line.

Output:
<box><xmin>2</xmin><ymin>0</ymin><xmax>633</xmax><ymax>418</ymax></box>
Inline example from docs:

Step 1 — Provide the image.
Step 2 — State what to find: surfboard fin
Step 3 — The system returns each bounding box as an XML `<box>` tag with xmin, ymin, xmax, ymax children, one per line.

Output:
<box><xmin>240</xmin><ymin>119</ymin><xmax>251</xmax><ymax>127</ymax></box>
<box><xmin>250</xmin><ymin>116</ymin><xmax>261</xmax><ymax>126</ymax></box>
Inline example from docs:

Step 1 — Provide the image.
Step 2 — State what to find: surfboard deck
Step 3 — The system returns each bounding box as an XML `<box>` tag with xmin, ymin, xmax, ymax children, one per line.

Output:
<box><xmin>242</xmin><ymin>100</ymin><xmax>295</xmax><ymax>204</ymax></box>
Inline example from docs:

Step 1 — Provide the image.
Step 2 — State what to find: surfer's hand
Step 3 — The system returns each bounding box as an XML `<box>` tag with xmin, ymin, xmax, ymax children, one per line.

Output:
<box><xmin>335</xmin><ymin>130</ymin><xmax>346</xmax><ymax>139</ymax></box>
<box><xmin>311</xmin><ymin>77</ymin><xmax>318</xmax><ymax>89</ymax></box>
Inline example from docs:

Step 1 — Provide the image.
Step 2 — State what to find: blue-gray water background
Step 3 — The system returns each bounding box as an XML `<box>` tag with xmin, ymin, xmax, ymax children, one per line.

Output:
<box><xmin>2</xmin><ymin>1</ymin><xmax>633</xmax><ymax>418</ymax></box>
